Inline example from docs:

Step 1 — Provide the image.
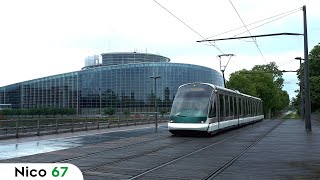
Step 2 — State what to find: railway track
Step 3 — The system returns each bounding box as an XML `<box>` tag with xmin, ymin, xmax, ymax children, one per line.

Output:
<box><xmin>56</xmin><ymin>120</ymin><xmax>266</xmax><ymax>166</ymax></box>
<box><xmin>125</xmin><ymin>119</ymin><xmax>283</xmax><ymax>180</ymax></box>
<box><xmin>56</xmin><ymin>134</ymin><xmax>194</xmax><ymax>164</ymax></box>
<box><xmin>203</xmin><ymin>119</ymin><xmax>283</xmax><ymax>179</ymax></box>
<box><xmin>54</xmin><ymin>119</ymin><xmax>272</xmax><ymax>179</ymax></box>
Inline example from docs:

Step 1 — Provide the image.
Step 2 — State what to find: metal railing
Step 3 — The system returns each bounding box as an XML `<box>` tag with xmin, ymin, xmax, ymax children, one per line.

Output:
<box><xmin>0</xmin><ymin>113</ymin><xmax>168</xmax><ymax>139</ymax></box>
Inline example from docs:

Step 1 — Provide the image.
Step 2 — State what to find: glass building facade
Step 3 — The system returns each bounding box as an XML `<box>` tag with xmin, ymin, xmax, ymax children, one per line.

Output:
<box><xmin>0</xmin><ymin>52</ymin><xmax>224</xmax><ymax>114</ymax></box>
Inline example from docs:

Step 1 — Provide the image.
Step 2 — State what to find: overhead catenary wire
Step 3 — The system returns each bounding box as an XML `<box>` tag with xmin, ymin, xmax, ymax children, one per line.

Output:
<box><xmin>200</xmin><ymin>7</ymin><xmax>301</xmax><ymax>71</ymax></box>
<box><xmin>278</xmin><ymin>59</ymin><xmax>298</xmax><ymax>67</ymax></box>
<box><xmin>152</xmin><ymin>1</ymin><xmax>301</xmax><ymax>76</ymax></box>
<box><xmin>205</xmin><ymin>7</ymin><xmax>302</xmax><ymax>40</ymax></box>
<box><xmin>152</xmin><ymin>0</ymin><xmax>247</xmax><ymax>74</ymax></box>
<box><xmin>232</xmin><ymin>9</ymin><xmax>301</xmax><ymax>38</ymax></box>
<box><xmin>228</xmin><ymin>0</ymin><xmax>268</xmax><ymax>64</ymax></box>
<box><xmin>153</xmin><ymin>0</ymin><xmax>225</xmax><ymax>54</ymax></box>
<box><xmin>197</xmin><ymin>33</ymin><xmax>303</xmax><ymax>42</ymax></box>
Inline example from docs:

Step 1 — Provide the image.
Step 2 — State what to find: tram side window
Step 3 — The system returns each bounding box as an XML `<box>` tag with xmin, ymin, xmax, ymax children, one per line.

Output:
<box><xmin>249</xmin><ymin>100</ymin><xmax>252</xmax><ymax>115</ymax></box>
<box><xmin>230</xmin><ymin>96</ymin><xmax>234</xmax><ymax>117</ymax></box>
<box><xmin>234</xmin><ymin>97</ymin><xmax>237</xmax><ymax>117</ymax></box>
<box><xmin>253</xmin><ymin>101</ymin><xmax>256</xmax><ymax>115</ymax></box>
<box><xmin>260</xmin><ymin>102</ymin><xmax>263</xmax><ymax>115</ymax></box>
<box><xmin>252</xmin><ymin>101</ymin><xmax>254</xmax><ymax>115</ymax></box>
<box><xmin>255</xmin><ymin>101</ymin><xmax>257</xmax><ymax>115</ymax></box>
<box><xmin>253</xmin><ymin>100</ymin><xmax>255</xmax><ymax>115</ymax></box>
<box><xmin>239</xmin><ymin>98</ymin><xmax>242</xmax><ymax>117</ymax></box>
<box><xmin>253</xmin><ymin>101</ymin><xmax>255</xmax><ymax>115</ymax></box>
<box><xmin>225</xmin><ymin>95</ymin><xmax>229</xmax><ymax>117</ymax></box>
<box><xmin>255</xmin><ymin>101</ymin><xmax>258</xmax><ymax>115</ymax></box>
<box><xmin>244</xmin><ymin>99</ymin><xmax>249</xmax><ymax>116</ymax></box>
<box><xmin>243</xmin><ymin>99</ymin><xmax>246</xmax><ymax>117</ymax></box>
<box><xmin>219</xmin><ymin>94</ymin><xmax>225</xmax><ymax>121</ymax></box>
<box><xmin>249</xmin><ymin>100</ymin><xmax>251</xmax><ymax>116</ymax></box>
<box><xmin>209</xmin><ymin>98</ymin><xmax>217</xmax><ymax>118</ymax></box>
<box><xmin>247</xmin><ymin>100</ymin><xmax>250</xmax><ymax>116</ymax></box>
<box><xmin>242</xmin><ymin>100</ymin><xmax>245</xmax><ymax>116</ymax></box>
<box><xmin>258</xmin><ymin>102</ymin><xmax>261</xmax><ymax>115</ymax></box>
<box><xmin>250</xmin><ymin>100</ymin><xmax>252</xmax><ymax>115</ymax></box>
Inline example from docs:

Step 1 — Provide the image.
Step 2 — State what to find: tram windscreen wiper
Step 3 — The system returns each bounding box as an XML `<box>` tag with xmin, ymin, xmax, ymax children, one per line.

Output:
<box><xmin>176</xmin><ymin>114</ymin><xmax>187</xmax><ymax>117</ymax></box>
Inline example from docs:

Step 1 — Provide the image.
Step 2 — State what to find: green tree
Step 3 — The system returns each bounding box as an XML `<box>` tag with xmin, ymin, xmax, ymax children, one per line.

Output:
<box><xmin>104</xmin><ymin>108</ymin><xmax>116</xmax><ymax>116</ymax></box>
<box><xmin>252</xmin><ymin>62</ymin><xmax>284</xmax><ymax>89</ymax></box>
<box><xmin>309</xmin><ymin>43</ymin><xmax>320</xmax><ymax>112</ymax></box>
<box><xmin>159</xmin><ymin>109</ymin><xmax>167</xmax><ymax>117</ymax></box>
<box><xmin>123</xmin><ymin>110</ymin><xmax>130</xmax><ymax>116</ymax></box>
<box><xmin>275</xmin><ymin>90</ymin><xmax>290</xmax><ymax>111</ymax></box>
<box><xmin>227</xmin><ymin>70</ymin><xmax>257</xmax><ymax>96</ymax></box>
<box><xmin>294</xmin><ymin>43</ymin><xmax>320</xmax><ymax>112</ymax></box>
<box><xmin>310</xmin><ymin>76</ymin><xmax>320</xmax><ymax>112</ymax></box>
<box><xmin>227</xmin><ymin>62</ymin><xmax>289</xmax><ymax>117</ymax></box>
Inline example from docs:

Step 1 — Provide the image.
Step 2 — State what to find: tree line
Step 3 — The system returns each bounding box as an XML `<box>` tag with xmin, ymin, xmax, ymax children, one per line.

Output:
<box><xmin>227</xmin><ymin>62</ymin><xmax>290</xmax><ymax>117</ymax></box>
<box><xmin>292</xmin><ymin>43</ymin><xmax>320</xmax><ymax>113</ymax></box>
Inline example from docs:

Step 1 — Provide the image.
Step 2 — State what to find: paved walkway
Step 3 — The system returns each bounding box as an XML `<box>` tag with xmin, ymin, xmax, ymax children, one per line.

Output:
<box><xmin>217</xmin><ymin>118</ymin><xmax>320</xmax><ymax>179</ymax></box>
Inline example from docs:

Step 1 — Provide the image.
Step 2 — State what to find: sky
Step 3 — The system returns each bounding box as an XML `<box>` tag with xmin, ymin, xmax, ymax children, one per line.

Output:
<box><xmin>0</xmin><ymin>0</ymin><xmax>319</xmax><ymax>99</ymax></box>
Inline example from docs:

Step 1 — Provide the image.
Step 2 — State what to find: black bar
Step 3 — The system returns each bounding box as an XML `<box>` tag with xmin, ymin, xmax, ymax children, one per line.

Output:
<box><xmin>197</xmin><ymin>33</ymin><xmax>303</xmax><ymax>42</ymax></box>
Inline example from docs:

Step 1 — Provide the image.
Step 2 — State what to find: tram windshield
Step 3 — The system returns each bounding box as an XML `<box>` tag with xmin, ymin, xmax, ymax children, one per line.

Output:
<box><xmin>170</xmin><ymin>84</ymin><xmax>213</xmax><ymax>122</ymax></box>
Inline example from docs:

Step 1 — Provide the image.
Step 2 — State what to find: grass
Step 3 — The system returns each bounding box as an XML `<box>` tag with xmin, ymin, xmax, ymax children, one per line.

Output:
<box><xmin>282</xmin><ymin>111</ymin><xmax>301</xmax><ymax>120</ymax></box>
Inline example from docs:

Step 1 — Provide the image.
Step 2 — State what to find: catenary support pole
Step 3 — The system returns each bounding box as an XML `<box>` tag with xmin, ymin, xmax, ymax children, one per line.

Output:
<box><xmin>303</xmin><ymin>5</ymin><xmax>311</xmax><ymax>131</ymax></box>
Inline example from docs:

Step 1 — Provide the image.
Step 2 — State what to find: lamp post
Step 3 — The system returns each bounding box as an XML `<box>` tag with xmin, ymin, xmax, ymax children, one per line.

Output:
<box><xmin>99</xmin><ymin>88</ymin><xmax>102</xmax><ymax>116</ymax></box>
<box><xmin>76</xmin><ymin>73</ymin><xmax>79</xmax><ymax>115</ymax></box>
<box><xmin>150</xmin><ymin>76</ymin><xmax>161</xmax><ymax>133</ymax></box>
<box><xmin>295</xmin><ymin>57</ymin><xmax>304</xmax><ymax>120</ymax></box>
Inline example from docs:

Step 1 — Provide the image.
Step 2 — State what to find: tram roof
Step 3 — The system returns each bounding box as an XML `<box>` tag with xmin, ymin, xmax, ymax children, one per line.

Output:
<box><xmin>179</xmin><ymin>82</ymin><xmax>261</xmax><ymax>101</ymax></box>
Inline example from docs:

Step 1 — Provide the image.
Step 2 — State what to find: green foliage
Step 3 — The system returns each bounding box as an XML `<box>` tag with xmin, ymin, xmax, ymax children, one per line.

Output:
<box><xmin>309</xmin><ymin>43</ymin><xmax>320</xmax><ymax>112</ymax></box>
<box><xmin>276</xmin><ymin>90</ymin><xmax>290</xmax><ymax>111</ymax></box>
<box><xmin>123</xmin><ymin>110</ymin><xmax>130</xmax><ymax>116</ymax></box>
<box><xmin>293</xmin><ymin>43</ymin><xmax>320</xmax><ymax>113</ymax></box>
<box><xmin>104</xmin><ymin>108</ymin><xmax>116</xmax><ymax>116</ymax></box>
<box><xmin>227</xmin><ymin>62</ymin><xmax>290</xmax><ymax>117</ymax></box>
<box><xmin>227</xmin><ymin>70</ymin><xmax>257</xmax><ymax>96</ymax></box>
<box><xmin>309</xmin><ymin>43</ymin><xmax>320</xmax><ymax>77</ymax></box>
<box><xmin>159</xmin><ymin>109</ymin><xmax>167</xmax><ymax>117</ymax></box>
<box><xmin>252</xmin><ymin>62</ymin><xmax>284</xmax><ymax>89</ymax></box>
<box><xmin>310</xmin><ymin>76</ymin><xmax>320</xmax><ymax>112</ymax></box>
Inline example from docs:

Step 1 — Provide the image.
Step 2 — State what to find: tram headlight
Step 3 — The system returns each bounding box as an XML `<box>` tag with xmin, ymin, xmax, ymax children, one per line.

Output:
<box><xmin>170</xmin><ymin>120</ymin><xmax>174</xmax><ymax>123</ymax></box>
<box><xmin>201</xmin><ymin>121</ymin><xmax>204</xmax><ymax>123</ymax></box>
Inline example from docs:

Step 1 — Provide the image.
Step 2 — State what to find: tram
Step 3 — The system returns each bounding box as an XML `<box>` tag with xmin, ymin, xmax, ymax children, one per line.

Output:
<box><xmin>168</xmin><ymin>82</ymin><xmax>264</xmax><ymax>135</ymax></box>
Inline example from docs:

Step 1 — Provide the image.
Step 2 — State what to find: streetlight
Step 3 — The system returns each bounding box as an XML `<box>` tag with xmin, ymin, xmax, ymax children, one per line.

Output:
<box><xmin>150</xmin><ymin>76</ymin><xmax>161</xmax><ymax>133</ymax></box>
<box><xmin>99</xmin><ymin>88</ymin><xmax>102</xmax><ymax>117</ymax></box>
<box><xmin>295</xmin><ymin>57</ymin><xmax>304</xmax><ymax>120</ymax></box>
